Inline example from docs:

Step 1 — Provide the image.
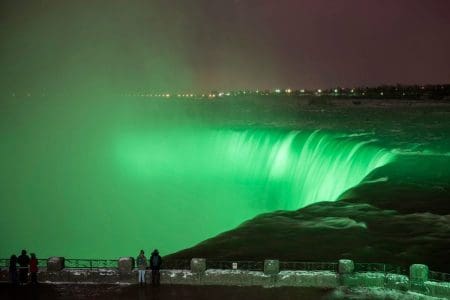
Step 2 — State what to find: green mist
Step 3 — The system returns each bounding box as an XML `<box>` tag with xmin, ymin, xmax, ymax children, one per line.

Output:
<box><xmin>0</xmin><ymin>97</ymin><xmax>394</xmax><ymax>258</ymax></box>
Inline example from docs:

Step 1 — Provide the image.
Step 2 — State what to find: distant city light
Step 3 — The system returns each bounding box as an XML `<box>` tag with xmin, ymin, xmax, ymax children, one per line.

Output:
<box><xmin>119</xmin><ymin>84</ymin><xmax>444</xmax><ymax>101</ymax></box>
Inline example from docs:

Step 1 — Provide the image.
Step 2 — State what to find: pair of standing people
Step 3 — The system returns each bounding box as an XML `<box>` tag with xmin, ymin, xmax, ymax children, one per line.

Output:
<box><xmin>136</xmin><ymin>249</ymin><xmax>162</xmax><ymax>286</ymax></box>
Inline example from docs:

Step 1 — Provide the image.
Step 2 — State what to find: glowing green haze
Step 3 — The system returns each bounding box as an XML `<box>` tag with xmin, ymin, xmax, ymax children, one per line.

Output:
<box><xmin>1</xmin><ymin>107</ymin><xmax>394</xmax><ymax>258</ymax></box>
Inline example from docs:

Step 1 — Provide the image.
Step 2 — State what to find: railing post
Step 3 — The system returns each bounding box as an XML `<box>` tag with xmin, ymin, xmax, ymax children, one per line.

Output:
<box><xmin>118</xmin><ymin>257</ymin><xmax>134</xmax><ymax>275</ymax></box>
<box><xmin>338</xmin><ymin>259</ymin><xmax>354</xmax><ymax>274</ymax></box>
<box><xmin>47</xmin><ymin>257</ymin><xmax>65</xmax><ymax>272</ymax></box>
<box><xmin>410</xmin><ymin>264</ymin><xmax>429</xmax><ymax>293</ymax></box>
<box><xmin>338</xmin><ymin>259</ymin><xmax>354</xmax><ymax>286</ymax></box>
<box><xmin>264</xmin><ymin>260</ymin><xmax>279</xmax><ymax>275</ymax></box>
<box><xmin>190</xmin><ymin>258</ymin><xmax>206</xmax><ymax>274</ymax></box>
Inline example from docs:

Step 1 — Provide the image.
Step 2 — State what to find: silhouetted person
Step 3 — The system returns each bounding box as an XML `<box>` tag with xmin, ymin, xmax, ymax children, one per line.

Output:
<box><xmin>136</xmin><ymin>250</ymin><xmax>148</xmax><ymax>286</ymax></box>
<box><xmin>9</xmin><ymin>255</ymin><xmax>18</xmax><ymax>285</ymax></box>
<box><xmin>17</xmin><ymin>249</ymin><xmax>30</xmax><ymax>284</ymax></box>
<box><xmin>149</xmin><ymin>249</ymin><xmax>162</xmax><ymax>286</ymax></box>
<box><xmin>29</xmin><ymin>253</ymin><xmax>38</xmax><ymax>284</ymax></box>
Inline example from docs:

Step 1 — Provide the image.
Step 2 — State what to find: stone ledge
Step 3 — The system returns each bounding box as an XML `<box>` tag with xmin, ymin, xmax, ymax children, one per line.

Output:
<box><xmin>425</xmin><ymin>280</ymin><xmax>450</xmax><ymax>298</ymax></box>
<box><xmin>1</xmin><ymin>269</ymin><xmax>448</xmax><ymax>298</ymax></box>
<box><xmin>341</xmin><ymin>272</ymin><xmax>386</xmax><ymax>288</ymax></box>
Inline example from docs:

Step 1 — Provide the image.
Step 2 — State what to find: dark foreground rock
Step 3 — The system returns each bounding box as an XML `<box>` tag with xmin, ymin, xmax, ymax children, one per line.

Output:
<box><xmin>0</xmin><ymin>283</ymin><xmax>333</xmax><ymax>300</ymax></box>
<box><xmin>1</xmin><ymin>283</ymin><xmax>445</xmax><ymax>300</ymax></box>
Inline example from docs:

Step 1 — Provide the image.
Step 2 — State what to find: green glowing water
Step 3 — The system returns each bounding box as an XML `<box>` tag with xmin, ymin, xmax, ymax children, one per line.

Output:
<box><xmin>1</xmin><ymin>109</ymin><xmax>394</xmax><ymax>258</ymax></box>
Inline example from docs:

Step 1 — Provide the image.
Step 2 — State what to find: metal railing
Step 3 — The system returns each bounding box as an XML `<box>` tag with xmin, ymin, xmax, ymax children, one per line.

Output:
<box><xmin>64</xmin><ymin>259</ymin><xmax>118</xmax><ymax>269</ymax></box>
<box><xmin>161</xmin><ymin>259</ymin><xmax>191</xmax><ymax>270</ymax></box>
<box><xmin>1</xmin><ymin>258</ymin><xmax>47</xmax><ymax>269</ymax></box>
<box><xmin>37</xmin><ymin>259</ymin><xmax>47</xmax><ymax>268</ymax></box>
<box><xmin>354</xmin><ymin>263</ymin><xmax>408</xmax><ymax>275</ymax></box>
<box><xmin>0</xmin><ymin>257</ymin><xmax>447</xmax><ymax>283</ymax></box>
<box><xmin>429</xmin><ymin>271</ymin><xmax>450</xmax><ymax>283</ymax></box>
<box><xmin>206</xmin><ymin>260</ymin><xmax>264</xmax><ymax>271</ymax></box>
<box><xmin>280</xmin><ymin>261</ymin><xmax>338</xmax><ymax>272</ymax></box>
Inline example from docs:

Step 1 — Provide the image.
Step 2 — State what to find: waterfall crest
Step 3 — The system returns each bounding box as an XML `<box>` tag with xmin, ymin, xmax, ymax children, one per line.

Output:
<box><xmin>117</xmin><ymin>129</ymin><xmax>395</xmax><ymax>210</ymax></box>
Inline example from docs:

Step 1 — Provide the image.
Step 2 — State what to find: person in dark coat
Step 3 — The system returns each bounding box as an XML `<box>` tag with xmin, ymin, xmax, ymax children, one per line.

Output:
<box><xmin>17</xmin><ymin>249</ymin><xmax>30</xmax><ymax>284</ymax></box>
<box><xmin>149</xmin><ymin>249</ymin><xmax>162</xmax><ymax>286</ymax></box>
<box><xmin>29</xmin><ymin>253</ymin><xmax>38</xmax><ymax>284</ymax></box>
<box><xmin>9</xmin><ymin>255</ymin><xmax>18</xmax><ymax>285</ymax></box>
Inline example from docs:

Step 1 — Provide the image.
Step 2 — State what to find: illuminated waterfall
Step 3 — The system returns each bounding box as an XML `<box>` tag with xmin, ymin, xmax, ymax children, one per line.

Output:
<box><xmin>117</xmin><ymin>129</ymin><xmax>395</xmax><ymax>211</ymax></box>
<box><xmin>210</xmin><ymin>130</ymin><xmax>394</xmax><ymax>210</ymax></box>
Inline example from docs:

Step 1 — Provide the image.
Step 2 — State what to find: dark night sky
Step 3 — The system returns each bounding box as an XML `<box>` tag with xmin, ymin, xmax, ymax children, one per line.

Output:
<box><xmin>1</xmin><ymin>0</ymin><xmax>449</xmax><ymax>92</ymax></box>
